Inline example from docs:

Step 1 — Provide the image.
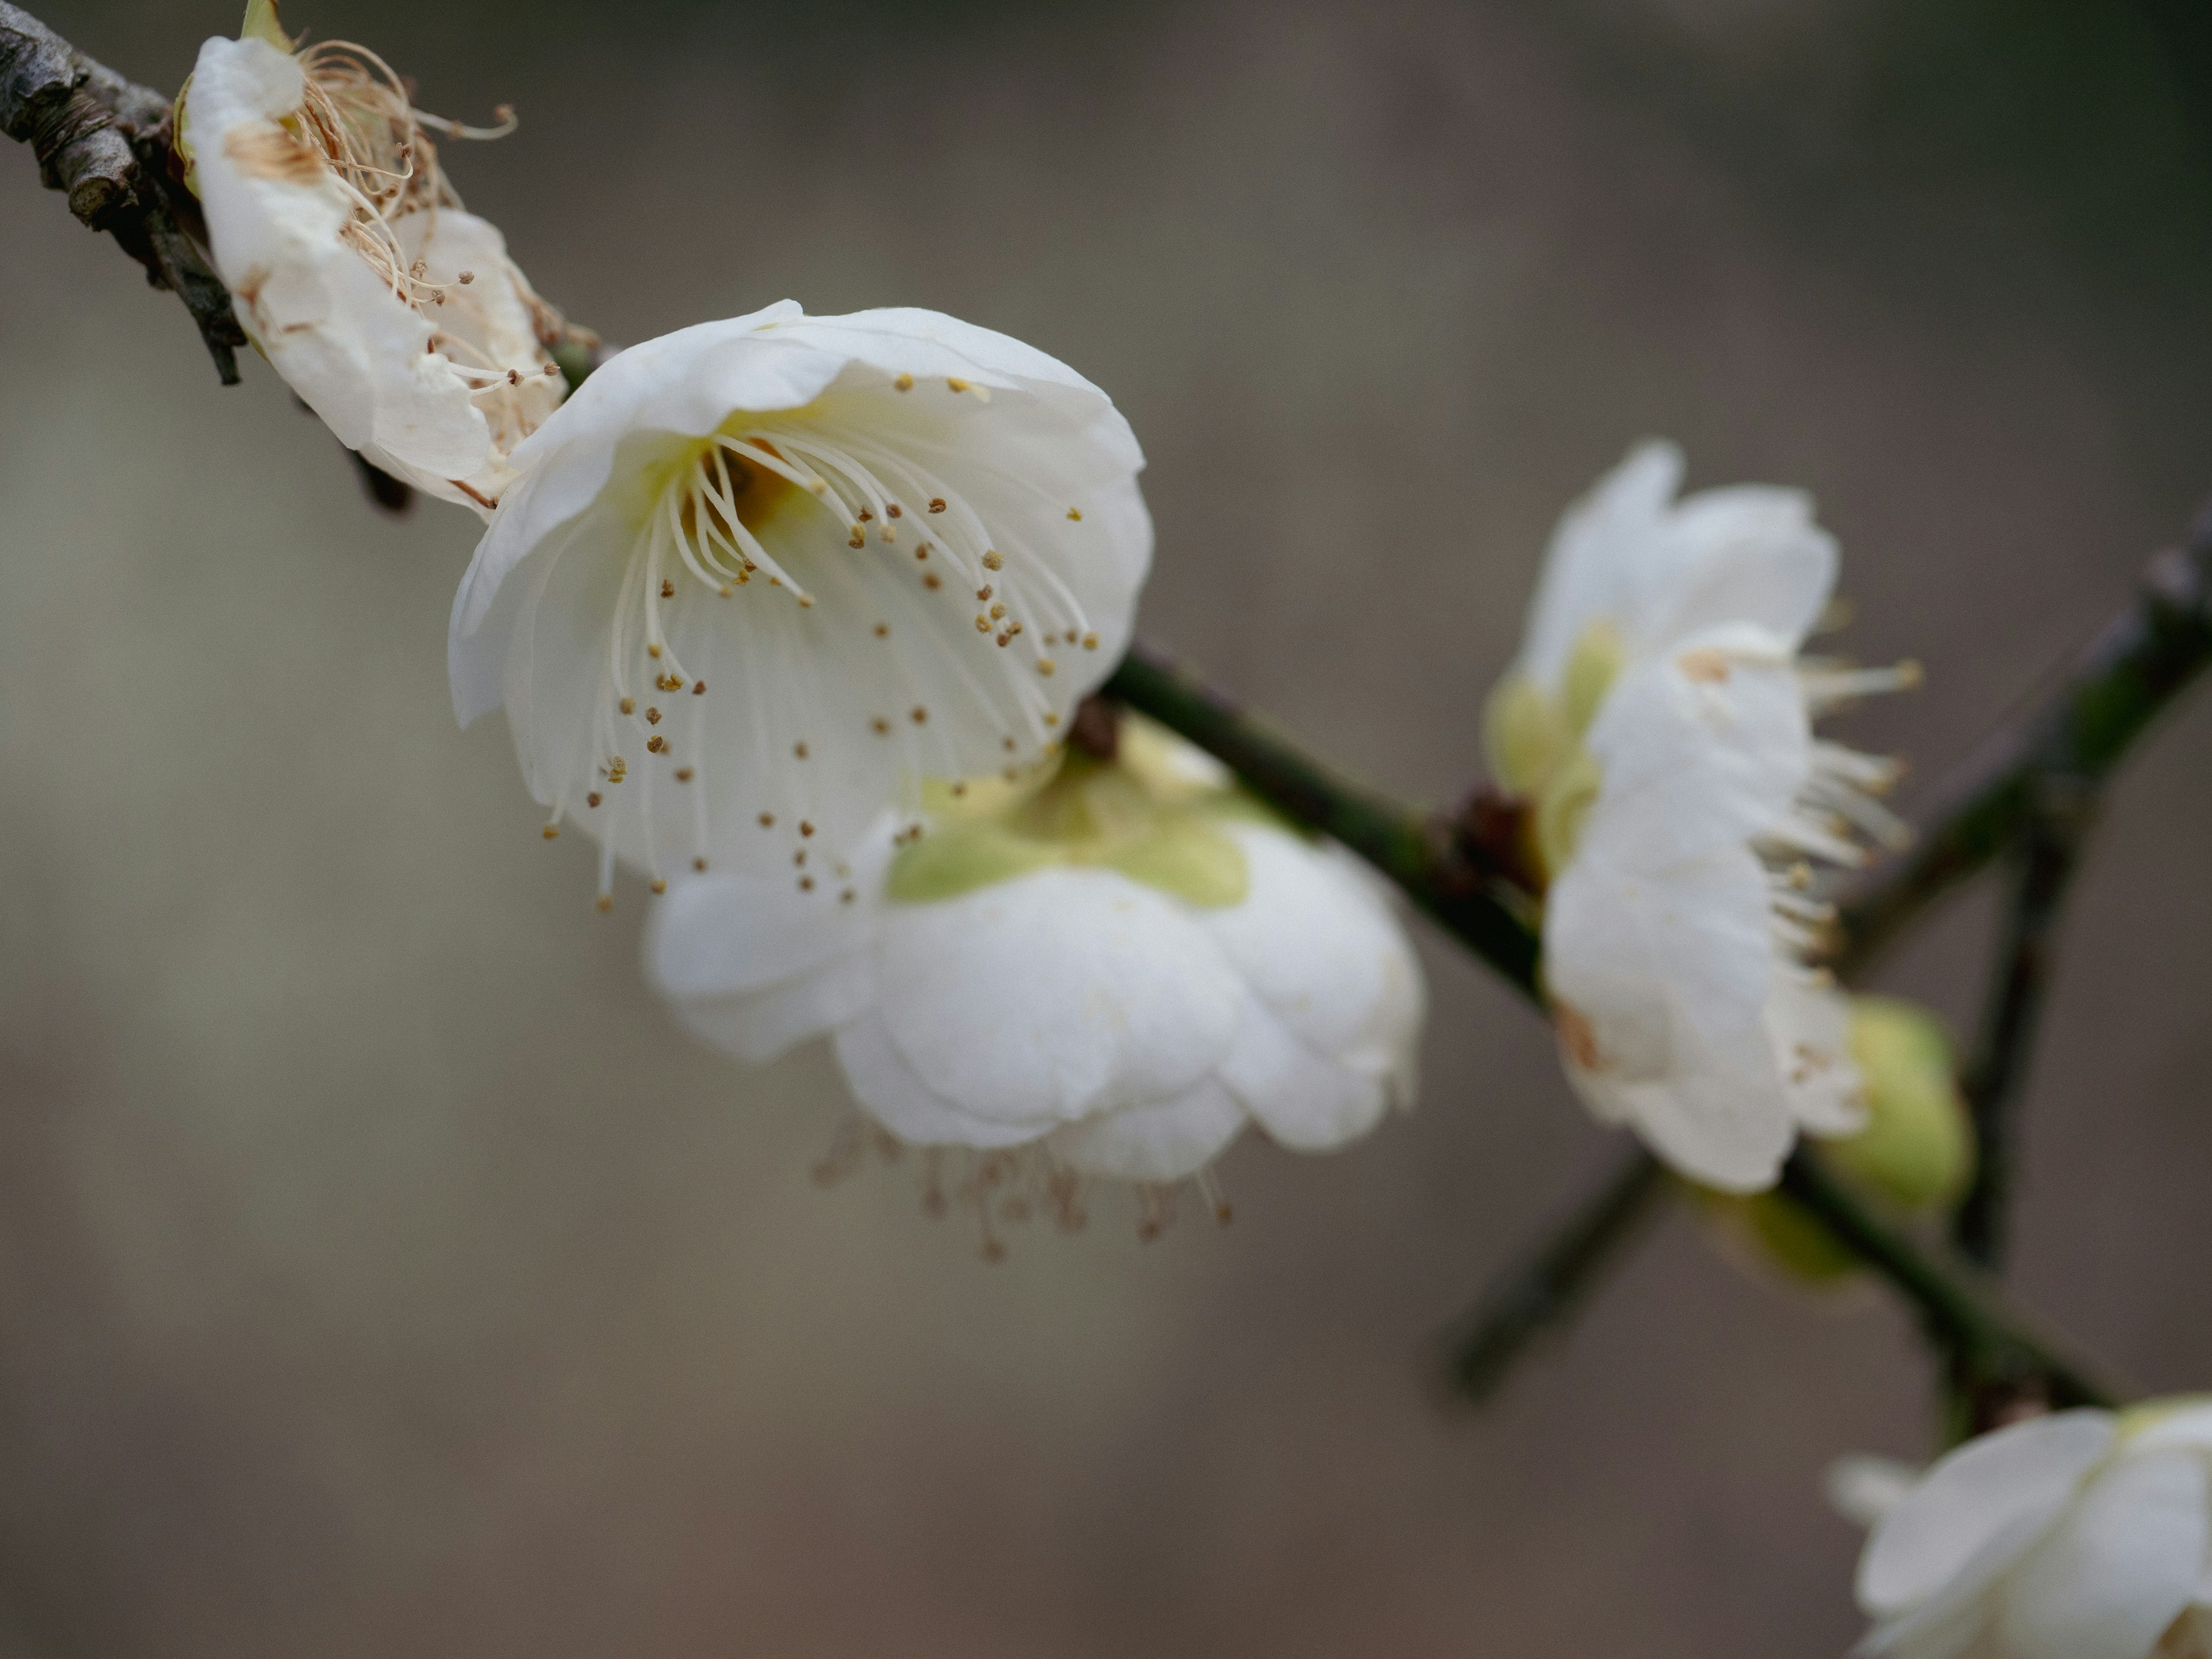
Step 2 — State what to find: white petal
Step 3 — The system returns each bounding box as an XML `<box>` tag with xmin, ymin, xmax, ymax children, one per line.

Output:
<box><xmin>1830</xmin><ymin>1456</ymin><xmax>1925</xmax><ymax>1529</ymax></box>
<box><xmin>1215</xmin><ymin>994</ymin><xmax>1391</xmax><ymax>1152</ymax></box>
<box><xmin>1045</xmin><ymin>1077</ymin><xmax>1250</xmax><ymax>1181</ymax></box>
<box><xmin>868</xmin><ymin>868</ymin><xmax>1242</xmax><ymax>1130</ymax></box>
<box><xmin>1859</xmin><ymin>1411</ymin><xmax>2116</xmax><ymax>1618</ymax></box>
<box><xmin>384</xmin><ymin>208</ymin><xmax>559</xmax><ymax>512</ymax></box>
<box><xmin>647</xmin><ymin>853</ymin><xmax>885</xmax><ymax>1002</ymax></box>
<box><xmin>187</xmin><ymin>38</ymin><xmax>487</xmax><ymax>483</ymax></box>
<box><xmin>832</xmin><ymin>1012</ymin><xmax>1046</xmax><ymax>1149</ymax></box>
<box><xmin>1516</xmin><ymin>440</ymin><xmax>1838</xmax><ymax>694</ymax></box>
<box><xmin>1200</xmin><ymin>825</ymin><xmax>1425</xmax><ymax>1149</ymax></box>
<box><xmin>1770</xmin><ymin>976</ymin><xmax>1868</xmax><ymax>1137</ymax></box>
<box><xmin>1519</xmin><ymin>440</ymin><xmax>1685</xmax><ymax>689</ymax></box>
<box><xmin>1998</xmin><ymin>1449</ymin><xmax>2206</xmax><ymax>1659</ymax></box>
<box><xmin>672</xmin><ymin>953</ymin><xmax>875</xmax><ymax>1065</ymax></box>
<box><xmin>1545</xmin><ymin>836</ymin><xmax>1790</xmax><ymax>1191</ymax></box>
<box><xmin>646</xmin><ymin>842</ymin><xmax>891</xmax><ymax>1063</ymax></box>
<box><xmin>1646</xmin><ymin>484</ymin><xmax>1836</xmax><ymax>656</ymax></box>
<box><xmin>1581</xmin><ymin>624</ymin><xmax>1815</xmax><ymax>867</ymax></box>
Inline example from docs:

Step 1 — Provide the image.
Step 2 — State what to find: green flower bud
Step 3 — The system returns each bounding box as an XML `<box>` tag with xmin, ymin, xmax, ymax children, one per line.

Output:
<box><xmin>1701</xmin><ymin>996</ymin><xmax>1974</xmax><ymax>1287</ymax></box>
<box><xmin>1828</xmin><ymin>996</ymin><xmax>1974</xmax><ymax>1213</ymax></box>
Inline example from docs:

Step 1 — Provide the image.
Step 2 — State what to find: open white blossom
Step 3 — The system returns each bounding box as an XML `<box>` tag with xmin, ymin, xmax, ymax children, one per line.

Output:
<box><xmin>1483</xmin><ymin>442</ymin><xmax>1914</xmax><ymax>1191</ymax></box>
<box><xmin>183</xmin><ymin>9</ymin><xmax>559</xmax><ymax>514</ymax></box>
<box><xmin>450</xmin><ymin>302</ymin><xmax>1151</xmax><ymax>903</ymax></box>
<box><xmin>1844</xmin><ymin>1404</ymin><xmax>2212</xmax><ymax>1659</ymax></box>
<box><xmin>646</xmin><ymin>717</ymin><xmax>1423</xmax><ymax>1221</ymax></box>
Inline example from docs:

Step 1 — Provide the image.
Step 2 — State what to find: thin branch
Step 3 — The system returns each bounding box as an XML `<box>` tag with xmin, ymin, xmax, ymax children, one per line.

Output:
<box><xmin>1777</xmin><ymin>1150</ymin><xmax>2123</xmax><ymax>1411</ymax></box>
<box><xmin>0</xmin><ymin>2</ymin><xmax>245</xmax><ymax>381</ymax></box>
<box><xmin>1104</xmin><ymin>645</ymin><xmax>1543</xmax><ymax>1002</ymax></box>
<box><xmin>1835</xmin><ymin>517</ymin><xmax>2212</xmax><ymax>975</ymax></box>
<box><xmin>1951</xmin><ymin>774</ymin><xmax>2096</xmax><ymax>1273</ymax></box>
<box><xmin>1442</xmin><ymin>1147</ymin><xmax>1666</xmax><ymax>1403</ymax></box>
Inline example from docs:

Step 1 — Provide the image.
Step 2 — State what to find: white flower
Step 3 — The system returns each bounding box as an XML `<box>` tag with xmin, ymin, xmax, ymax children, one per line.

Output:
<box><xmin>1846</xmin><ymin>1404</ymin><xmax>2212</xmax><ymax>1659</ymax></box>
<box><xmin>1484</xmin><ymin>442</ymin><xmax>1915</xmax><ymax>1191</ymax></box>
<box><xmin>450</xmin><ymin>302</ymin><xmax>1152</xmax><ymax>903</ymax></box>
<box><xmin>183</xmin><ymin>15</ymin><xmax>559</xmax><ymax>514</ymax></box>
<box><xmin>645</xmin><ymin>717</ymin><xmax>1424</xmax><ymax>1214</ymax></box>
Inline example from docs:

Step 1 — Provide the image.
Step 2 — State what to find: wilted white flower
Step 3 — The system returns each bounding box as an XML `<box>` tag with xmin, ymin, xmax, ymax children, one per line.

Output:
<box><xmin>646</xmin><ymin>715</ymin><xmax>1423</xmax><ymax>1235</ymax></box>
<box><xmin>182</xmin><ymin>5</ymin><xmax>560</xmax><ymax>514</ymax></box>
<box><xmin>1844</xmin><ymin>1404</ymin><xmax>2212</xmax><ymax>1659</ymax></box>
<box><xmin>1483</xmin><ymin>442</ymin><xmax>1915</xmax><ymax>1191</ymax></box>
<box><xmin>450</xmin><ymin>302</ymin><xmax>1150</xmax><ymax>904</ymax></box>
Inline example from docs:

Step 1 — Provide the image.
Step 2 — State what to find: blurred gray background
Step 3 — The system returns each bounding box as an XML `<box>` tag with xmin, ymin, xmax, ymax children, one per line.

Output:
<box><xmin>4</xmin><ymin>0</ymin><xmax>2211</xmax><ymax>1653</ymax></box>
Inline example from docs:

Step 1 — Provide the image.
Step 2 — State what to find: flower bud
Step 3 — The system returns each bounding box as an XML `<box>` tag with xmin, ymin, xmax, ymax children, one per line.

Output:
<box><xmin>1702</xmin><ymin>995</ymin><xmax>1973</xmax><ymax>1285</ymax></box>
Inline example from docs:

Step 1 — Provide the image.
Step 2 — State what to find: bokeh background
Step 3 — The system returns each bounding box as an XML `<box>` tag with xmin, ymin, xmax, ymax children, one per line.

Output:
<box><xmin>4</xmin><ymin>0</ymin><xmax>2212</xmax><ymax>1653</ymax></box>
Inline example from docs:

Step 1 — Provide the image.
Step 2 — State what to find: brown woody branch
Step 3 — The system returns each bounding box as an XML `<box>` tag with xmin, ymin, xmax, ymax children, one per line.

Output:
<box><xmin>2</xmin><ymin>2</ymin><xmax>245</xmax><ymax>381</ymax></box>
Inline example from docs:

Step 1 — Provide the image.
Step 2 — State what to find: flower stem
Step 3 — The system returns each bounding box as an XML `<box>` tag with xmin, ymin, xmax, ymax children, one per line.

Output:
<box><xmin>1835</xmin><ymin>522</ymin><xmax>2212</xmax><ymax>976</ymax></box>
<box><xmin>1442</xmin><ymin>1149</ymin><xmax>1668</xmax><ymax>1403</ymax></box>
<box><xmin>1777</xmin><ymin>1150</ymin><xmax>2123</xmax><ymax>1411</ymax></box>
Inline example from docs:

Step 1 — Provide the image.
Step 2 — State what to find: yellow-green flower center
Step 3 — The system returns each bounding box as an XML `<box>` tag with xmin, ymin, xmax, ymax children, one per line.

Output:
<box><xmin>1482</xmin><ymin>619</ymin><xmax>1625</xmax><ymax>882</ymax></box>
<box><xmin>887</xmin><ymin>717</ymin><xmax>1278</xmax><ymax>907</ymax></box>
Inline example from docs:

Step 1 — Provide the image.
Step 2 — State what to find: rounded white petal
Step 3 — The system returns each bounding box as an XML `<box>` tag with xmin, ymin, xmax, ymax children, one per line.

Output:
<box><xmin>867</xmin><ymin>868</ymin><xmax>1241</xmax><ymax>1131</ymax></box>
<box><xmin>1997</xmin><ymin>1449</ymin><xmax>2206</xmax><ymax>1659</ymax></box>
<box><xmin>1520</xmin><ymin>440</ymin><xmax>1685</xmax><ymax>688</ymax></box>
<box><xmin>646</xmin><ymin>847</ymin><xmax>888</xmax><ymax>1063</ymax></box>
<box><xmin>1581</xmin><ymin>623</ymin><xmax>1815</xmax><ymax>866</ymax></box>
<box><xmin>1829</xmin><ymin>1456</ymin><xmax>1925</xmax><ymax>1530</ymax></box>
<box><xmin>1545</xmin><ymin>836</ymin><xmax>1790</xmax><ymax>1190</ymax></box>
<box><xmin>1045</xmin><ymin>1077</ymin><xmax>1249</xmax><ymax>1181</ymax></box>
<box><xmin>1859</xmin><ymin>1411</ymin><xmax>2116</xmax><ymax>1618</ymax></box>
<box><xmin>832</xmin><ymin>1010</ymin><xmax>1046</xmax><ymax>1149</ymax></box>
<box><xmin>187</xmin><ymin>37</ymin><xmax>488</xmax><ymax>483</ymax></box>
<box><xmin>1645</xmin><ymin>483</ymin><xmax>1836</xmax><ymax>656</ymax></box>
<box><xmin>450</xmin><ymin>305</ymin><xmax>1150</xmax><ymax>883</ymax></box>
<box><xmin>1202</xmin><ymin>825</ymin><xmax>1425</xmax><ymax>1150</ymax></box>
<box><xmin>1517</xmin><ymin>441</ymin><xmax>1836</xmax><ymax>690</ymax></box>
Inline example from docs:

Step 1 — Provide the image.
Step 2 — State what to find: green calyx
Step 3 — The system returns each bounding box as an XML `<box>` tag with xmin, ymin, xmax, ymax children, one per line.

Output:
<box><xmin>884</xmin><ymin>714</ymin><xmax>1271</xmax><ymax>908</ymax></box>
<box><xmin>1481</xmin><ymin>620</ymin><xmax>1625</xmax><ymax>885</ymax></box>
<box><xmin>1709</xmin><ymin>996</ymin><xmax>1977</xmax><ymax>1286</ymax></box>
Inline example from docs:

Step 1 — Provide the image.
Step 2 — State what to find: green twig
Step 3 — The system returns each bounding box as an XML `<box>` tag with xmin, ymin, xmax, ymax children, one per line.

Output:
<box><xmin>1777</xmin><ymin>1150</ymin><xmax>2122</xmax><ymax>1411</ymax></box>
<box><xmin>1442</xmin><ymin>1148</ymin><xmax>1666</xmax><ymax>1403</ymax></box>
<box><xmin>1835</xmin><ymin>521</ymin><xmax>2212</xmax><ymax>976</ymax></box>
<box><xmin>1104</xmin><ymin>645</ymin><xmax>1543</xmax><ymax>1003</ymax></box>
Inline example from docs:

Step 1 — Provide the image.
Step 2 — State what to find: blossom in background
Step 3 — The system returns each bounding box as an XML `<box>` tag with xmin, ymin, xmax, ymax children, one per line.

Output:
<box><xmin>182</xmin><ymin>2</ymin><xmax>559</xmax><ymax>514</ymax></box>
<box><xmin>645</xmin><ymin>714</ymin><xmax>1424</xmax><ymax>1235</ymax></box>
<box><xmin>1702</xmin><ymin>995</ymin><xmax>1974</xmax><ymax>1283</ymax></box>
<box><xmin>1840</xmin><ymin>1404</ymin><xmax>2212</xmax><ymax>1659</ymax></box>
<box><xmin>1483</xmin><ymin>441</ymin><xmax>1915</xmax><ymax>1191</ymax></box>
<box><xmin>450</xmin><ymin>302</ymin><xmax>1151</xmax><ymax>903</ymax></box>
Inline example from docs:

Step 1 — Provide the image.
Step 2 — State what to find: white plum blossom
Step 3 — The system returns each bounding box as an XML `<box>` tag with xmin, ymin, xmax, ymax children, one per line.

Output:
<box><xmin>1483</xmin><ymin>442</ymin><xmax>1915</xmax><ymax>1191</ymax></box>
<box><xmin>1843</xmin><ymin>1404</ymin><xmax>2212</xmax><ymax>1659</ymax></box>
<box><xmin>183</xmin><ymin>11</ymin><xmax>559</xmax><ymax>514</ymax></box>
<box><xmin>645</xmin><ymin>716</ymin><xmax>1424</xmax><ymax>1226</ymax></box>
<box><xmin>450</xmin><ymin>302</ymin><xmax>1151</xmax><ymax>904</ymax></box>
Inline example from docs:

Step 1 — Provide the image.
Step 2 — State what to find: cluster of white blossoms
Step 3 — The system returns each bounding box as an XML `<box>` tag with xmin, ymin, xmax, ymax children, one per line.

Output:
<box><xmin>1485</xmin><ymin>442</ymin><xmax>1916</xmax><ymax>1192</ymax></box>
<box><xmin>183</xmin><ymin>3</ymin><xmax>1423</xmax><ymax>1222</ymax></box>
<box><xmin>168</xmin><ymin>8</ymin><xmax>2212</xmax><ymax>1652</ymax></box>
<box><xmin>1836</xmin><ymin>1404</ymin><xmax>2212</xmax><ymax>1659</ymax></box>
